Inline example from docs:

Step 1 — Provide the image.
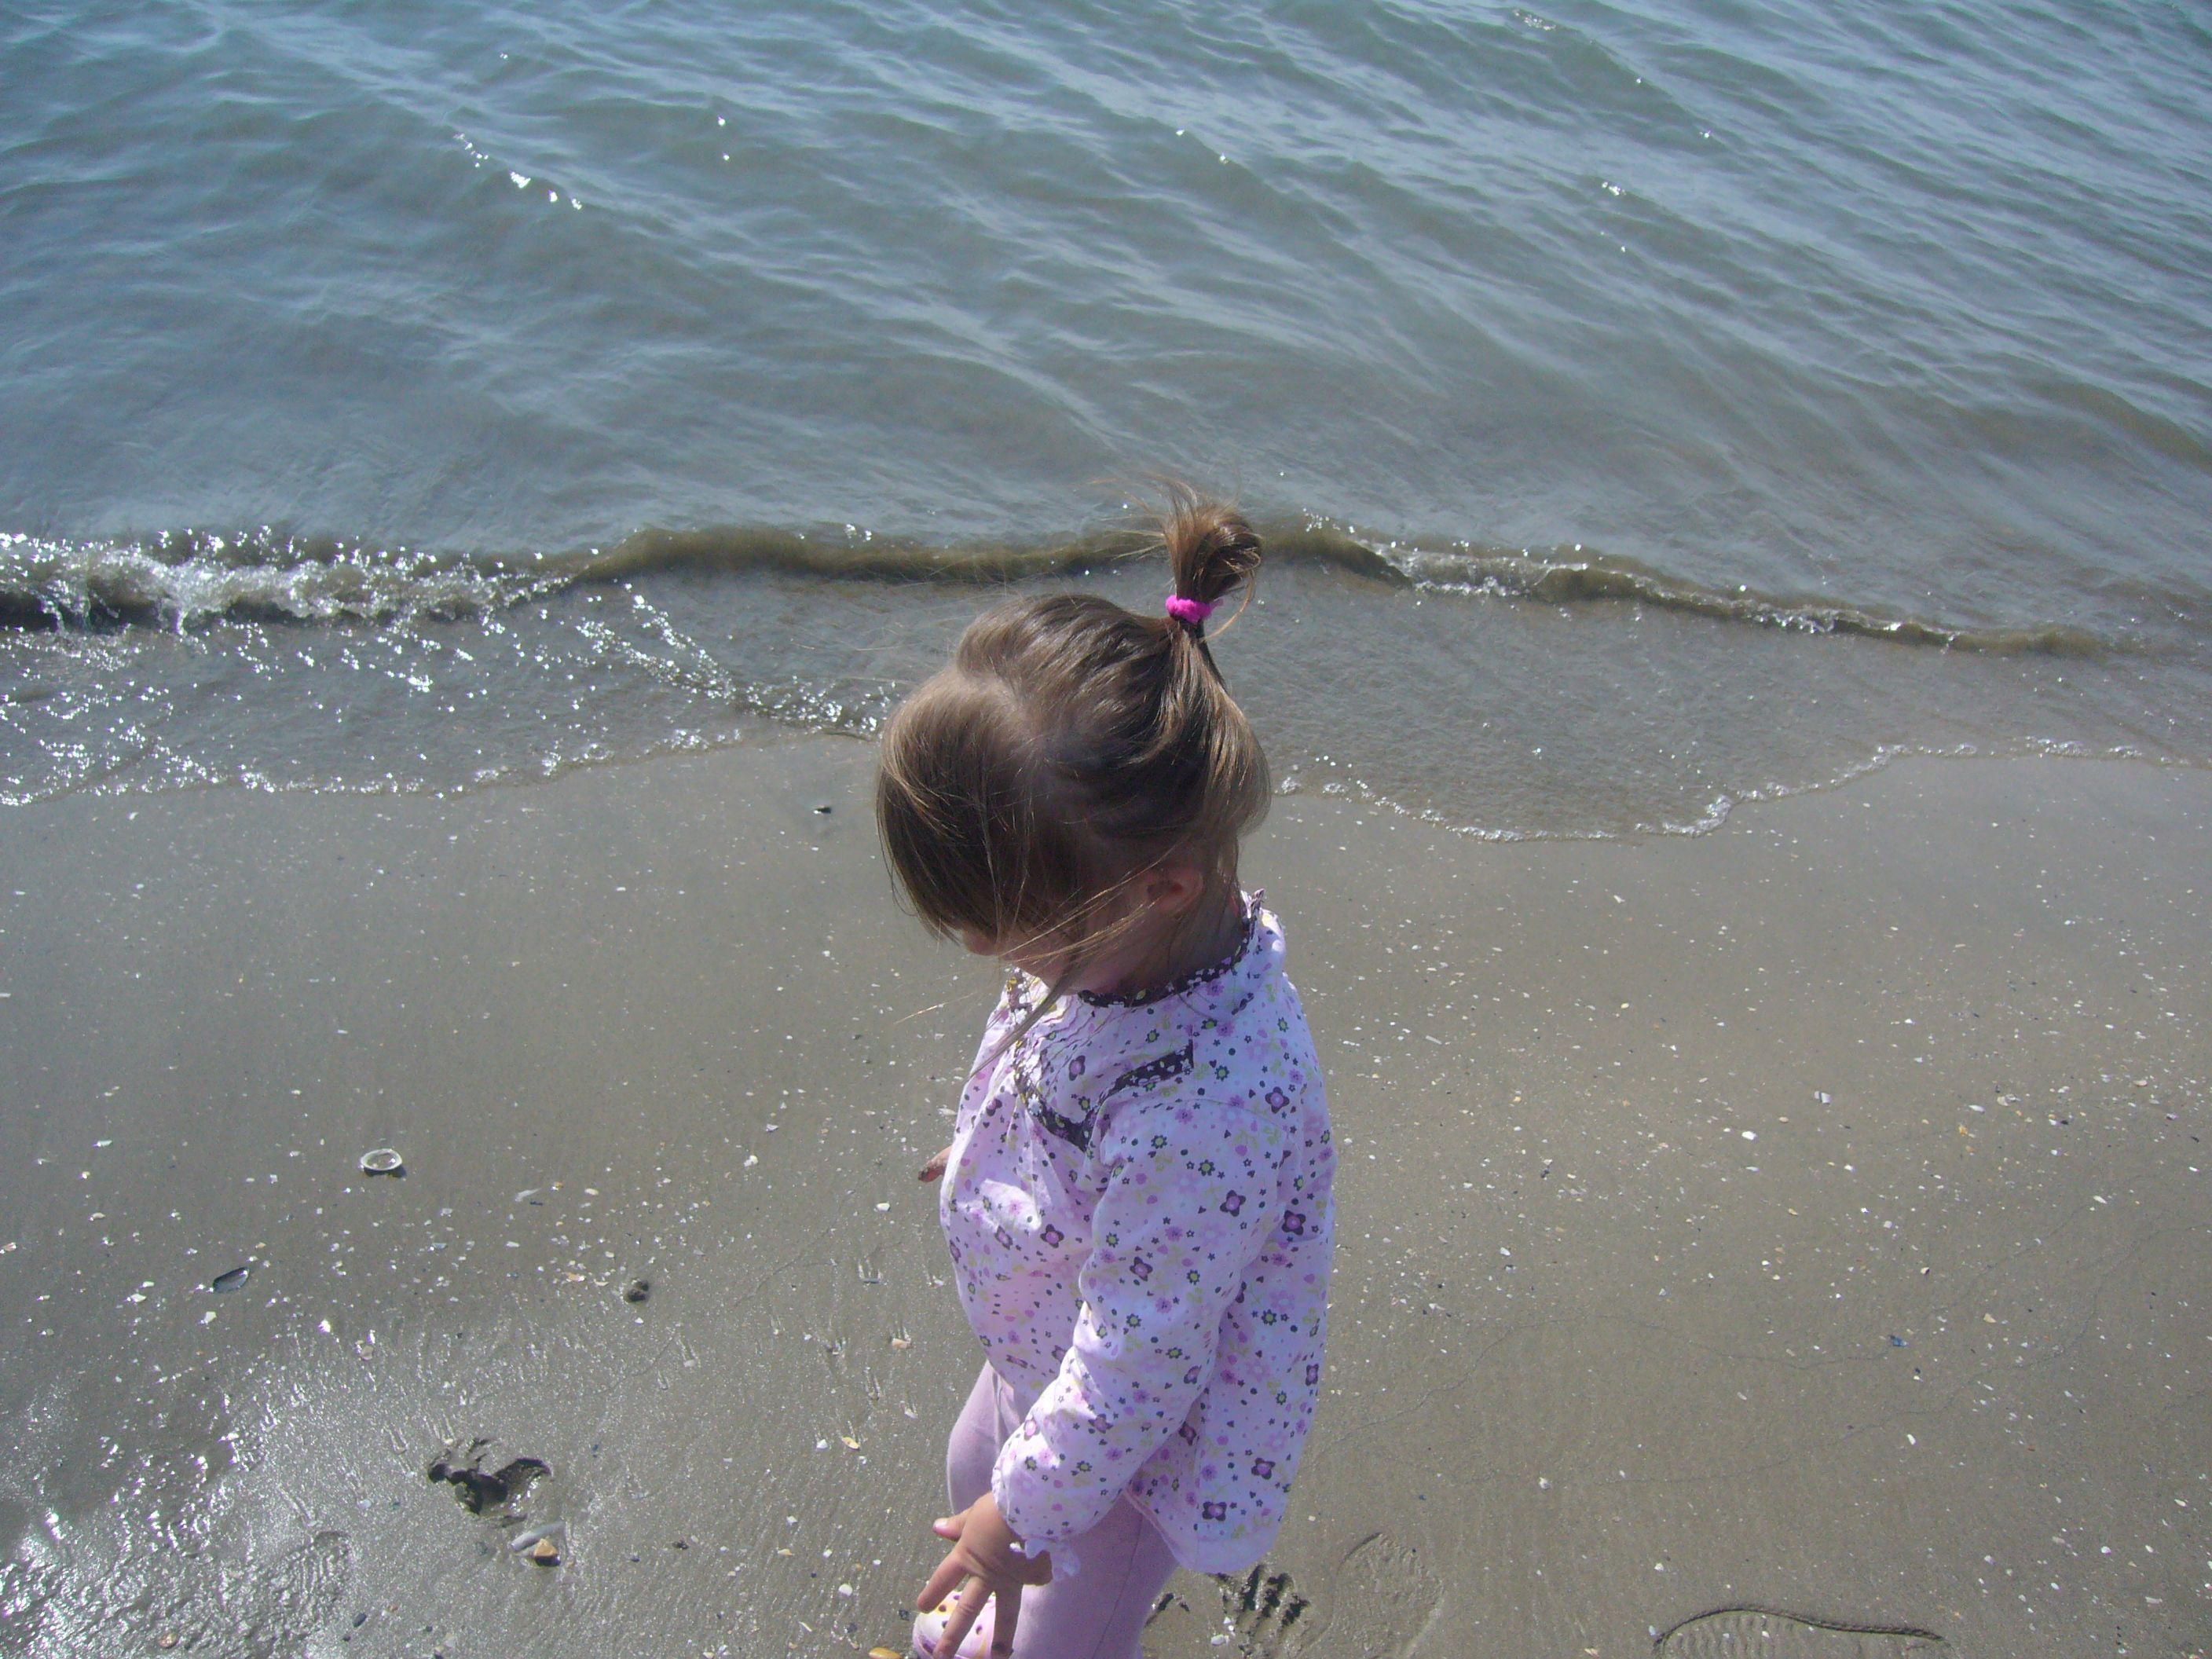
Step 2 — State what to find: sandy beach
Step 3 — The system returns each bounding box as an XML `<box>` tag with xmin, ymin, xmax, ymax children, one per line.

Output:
<box><xmin>1</xmin><ymin>744</ymin><xmax>2206</xmax><ymax>1658</ymax></box>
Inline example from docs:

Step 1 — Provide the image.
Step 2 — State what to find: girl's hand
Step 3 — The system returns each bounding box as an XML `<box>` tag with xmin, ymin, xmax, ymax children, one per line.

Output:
<box><xmin>917</xmin><ymin>1492</ymin><xmax>1050</xmax><ymax>1657</ymax></box>
<box><xmin>917</xmin><ymin>1144</ymin><xmax>954</xmax><ymax>1183</ymax></box>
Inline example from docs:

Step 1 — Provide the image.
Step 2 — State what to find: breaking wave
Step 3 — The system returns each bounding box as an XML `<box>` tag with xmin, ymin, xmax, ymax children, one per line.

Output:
<box><xmin>0</xmin><ymin>520</ymin><xmax>2144</xmax><ymax>657</ymax></box>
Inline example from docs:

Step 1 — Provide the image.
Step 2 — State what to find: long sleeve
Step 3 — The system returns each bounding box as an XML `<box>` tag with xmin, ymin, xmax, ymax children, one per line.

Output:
<box><xmin>990</xmin><ymin>1088</ymin><xmax>1286</xmax><ymax>1544</ymax></box>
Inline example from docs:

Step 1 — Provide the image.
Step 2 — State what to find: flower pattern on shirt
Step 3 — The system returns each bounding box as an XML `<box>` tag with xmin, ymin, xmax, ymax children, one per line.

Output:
<box><xmin>939</xmin><ymin>896</ymin><xmax>1335</xmax><ymax>1575</ymax></box>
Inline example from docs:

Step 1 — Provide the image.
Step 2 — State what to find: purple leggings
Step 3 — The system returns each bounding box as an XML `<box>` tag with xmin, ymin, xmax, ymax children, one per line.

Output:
<box><xmin>941</xmin><ymin>1364</ymin><xmax>1181</xmax><ymax>1659</ymax></box>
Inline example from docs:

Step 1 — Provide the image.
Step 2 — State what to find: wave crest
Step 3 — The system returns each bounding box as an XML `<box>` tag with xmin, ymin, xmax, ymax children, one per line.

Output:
<box><xmin>0</xmin><ymin>521</ymin><xmax>2126</xmax><ymax>657</ymax></box>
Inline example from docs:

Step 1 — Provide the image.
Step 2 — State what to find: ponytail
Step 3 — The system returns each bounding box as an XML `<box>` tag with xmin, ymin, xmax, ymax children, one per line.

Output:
<box><xmin>1159</xmin><ymin>486</ymin><xmax>1262</xmax><ymax>678</ymax></box>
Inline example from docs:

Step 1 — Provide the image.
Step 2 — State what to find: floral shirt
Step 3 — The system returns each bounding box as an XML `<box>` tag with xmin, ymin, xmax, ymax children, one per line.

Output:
<box><xmin>939</xmin><ymin>895</ymin><xmax>1335</xmax><ymax>1574</ymax></box>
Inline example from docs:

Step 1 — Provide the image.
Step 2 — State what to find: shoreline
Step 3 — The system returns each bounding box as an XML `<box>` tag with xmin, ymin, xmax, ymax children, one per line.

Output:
<box><xmin>1</xmin><ymin>743</ymin><xmax>2206</xmax><ymax>1657</ymax></box>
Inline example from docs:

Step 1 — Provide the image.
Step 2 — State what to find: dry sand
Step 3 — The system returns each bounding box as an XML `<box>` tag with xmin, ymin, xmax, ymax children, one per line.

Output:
<box><xmin>0</xmin><ymin>743</ymin><xmax>2205</xmax><ymax>1658</ymax></box>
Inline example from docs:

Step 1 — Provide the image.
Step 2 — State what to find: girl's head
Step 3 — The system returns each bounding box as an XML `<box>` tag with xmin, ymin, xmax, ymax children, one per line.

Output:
<box><xmin>876</xmin><ymin>488</ymin><xmax>1269</xmax><ymax>993</ymax></box>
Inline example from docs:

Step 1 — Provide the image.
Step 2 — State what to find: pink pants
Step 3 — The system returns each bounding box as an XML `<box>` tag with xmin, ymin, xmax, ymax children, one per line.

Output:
<box><xmin>939</xmin><ymin>1364</ymin><xmax>1181</xmax><ymax>1659</ymax></box>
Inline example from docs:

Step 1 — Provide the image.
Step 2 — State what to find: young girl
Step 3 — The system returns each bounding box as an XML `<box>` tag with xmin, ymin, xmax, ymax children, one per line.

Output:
<box><xmin>875</xmin><ymin>493</ymin><xmax>1335</xmax><ymax>1659</ymax></box>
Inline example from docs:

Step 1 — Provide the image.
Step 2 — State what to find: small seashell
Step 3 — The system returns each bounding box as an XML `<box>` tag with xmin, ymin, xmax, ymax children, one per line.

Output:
<box><xmin>527</xmin><ymin>1536</ymin><xmax>561</xmax><ymax>1566</ymax></box>
<box><xmin>211</xmin><ymin>1265</ymin><xmax>251</xmax><ymax>1293</ymax></box>
<box><xmin>359</xmin><ymin>1148</ymin><xmax>405</xmax><ymax>1177</ymax></box>
<box><xmin>623</xmin><ymin>1279</ymin><xmax>650</xmax><ymax>1304</ymax></box>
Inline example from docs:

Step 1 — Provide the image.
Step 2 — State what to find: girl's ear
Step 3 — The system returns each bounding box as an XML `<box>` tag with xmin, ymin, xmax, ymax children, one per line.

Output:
<box><xmin>1143</xmin><ymin>859</ymin><xmax>1210</xmax><ymax>917</ymax></box>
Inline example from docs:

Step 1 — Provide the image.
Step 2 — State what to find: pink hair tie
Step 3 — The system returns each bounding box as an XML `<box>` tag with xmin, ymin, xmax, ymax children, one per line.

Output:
<box><xmin>1164</xmin><ymin>595</ymin><xmax>1214</xmax><ymax>628</ymax></box>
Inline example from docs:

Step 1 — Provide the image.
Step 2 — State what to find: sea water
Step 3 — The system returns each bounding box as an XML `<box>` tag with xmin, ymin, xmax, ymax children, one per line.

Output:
<box><xmin>2</xmin><ymin>0</ymin><xmax>2207</xmax><ymax>834</ymax></box>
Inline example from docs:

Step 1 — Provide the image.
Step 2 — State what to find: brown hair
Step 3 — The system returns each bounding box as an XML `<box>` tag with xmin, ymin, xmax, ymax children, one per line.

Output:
<box><xmin>875</xmin><ymin>486</ymin><xmax>1269</xmax><ymax>976</ymax></box>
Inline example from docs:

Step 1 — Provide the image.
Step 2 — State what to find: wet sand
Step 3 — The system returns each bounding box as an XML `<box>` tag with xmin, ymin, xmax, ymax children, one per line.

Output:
<box><xmin>0</xmin><ymin>745</ymin><xmax>2206</xmax><ymax>1658</ymax></box>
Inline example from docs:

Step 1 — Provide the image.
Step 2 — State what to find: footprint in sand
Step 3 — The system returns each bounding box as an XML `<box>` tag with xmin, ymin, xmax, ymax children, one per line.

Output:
<box><xmin>260</xmin><ymin>1527</ymin><xmax>353</xmax><ymax>1639</ymax></box>
<box><xmin>1196</xmin><ymin>1533</ymin><xmax>1440</xmax><ymax>1659</ymax></box>
<box><xmin>1214</xmin><ymin>1564</ymin><xmax>1313</xmax><ymax>1656</ymax></box>
<box><xmin>218</xmin><ymin>1528</ymin><xmax>357</xmax><ymax>1654</ymax></box>
<box><xmin>1657</xmin><ymin>1607</ymin><xmax>1942</xmax><ymax>1657</ymax></box>
<box><xmin>1315</xmin><ymin>1533</ymin><xmax>1441</xmax><ymax>1659</ymax></box>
